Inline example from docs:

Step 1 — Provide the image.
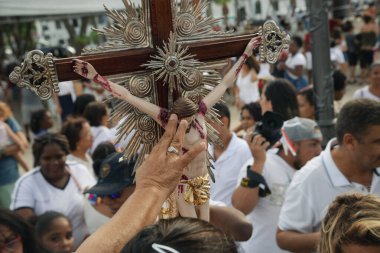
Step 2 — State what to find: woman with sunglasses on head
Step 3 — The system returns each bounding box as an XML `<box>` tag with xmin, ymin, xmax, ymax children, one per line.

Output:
<box><xmin>0</xmin><ymin>208</ymin><xmax>39</xmax><ymax>253</ymax></box>
<box><xmin>10</xmin><ymin>133</ymin><xmax>96</xmax><ymax>249</ymax></box>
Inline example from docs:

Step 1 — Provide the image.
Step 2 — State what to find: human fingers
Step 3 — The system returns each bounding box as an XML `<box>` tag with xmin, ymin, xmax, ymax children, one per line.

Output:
<box><xmin>174</xmin><ymin>141</ymin><xmax>206</xmax><ymax>170</ymax></box>
<box><xmin>158</xmin><ymin>114</ymin><xmax>178</xmax><ymax>150</ymax></box>
<box><xmin>167</xmin><ymin>119</ymin><xmax>188</xmax><ymax>157</ymax></box>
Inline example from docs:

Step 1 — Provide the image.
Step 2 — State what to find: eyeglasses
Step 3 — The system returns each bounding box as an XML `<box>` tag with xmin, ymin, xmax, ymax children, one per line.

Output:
<box><xmin>88</xmin><ymin>192</ymin><xmax>121</xmax><ymax>204</ymax></box>
<box><xmin>0</xmin><ymin>235</ymin><xmax>21</xmax><ymax>253</ymax></box>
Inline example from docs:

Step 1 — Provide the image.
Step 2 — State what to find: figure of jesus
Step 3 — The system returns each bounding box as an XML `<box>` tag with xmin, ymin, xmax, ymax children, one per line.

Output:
<box><xmin>73</xmin><ymin>37</ymin><xmax>262</xmax><ymax>221</ymax></box>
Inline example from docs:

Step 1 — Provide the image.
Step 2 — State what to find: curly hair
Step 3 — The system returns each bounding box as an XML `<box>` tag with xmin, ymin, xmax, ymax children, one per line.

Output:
<box><xmin>319</xmin><ymin>193</ymin><xmax>380</xmax><ymax>253</ymax></box>
<box><xmin>32</xmin><ymin>133</ymin><xmax>70</xmax><ymax>167</ymax></box>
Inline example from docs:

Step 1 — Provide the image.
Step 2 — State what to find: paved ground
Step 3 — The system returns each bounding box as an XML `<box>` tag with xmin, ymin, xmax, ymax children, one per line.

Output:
<box><xmin>14</xmin><ymin>83</ymin><xmax>361</xmax><ymax>174</ymax></box>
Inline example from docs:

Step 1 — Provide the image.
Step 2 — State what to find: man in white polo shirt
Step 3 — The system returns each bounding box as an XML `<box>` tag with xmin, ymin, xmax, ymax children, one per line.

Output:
<box><xmin>276</xmin><ymin>99</ymin><xmax>380</xmax><ymax>252</ymax></box>
<box><xmin>232</xmin><ymin>117</ymin><xmax>322</xmax><ymax>253</ymax></box>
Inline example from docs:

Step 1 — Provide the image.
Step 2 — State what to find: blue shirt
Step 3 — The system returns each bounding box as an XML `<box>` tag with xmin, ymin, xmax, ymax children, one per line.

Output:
<box><xmin>0</xmin><ymin>117</ymin><xmax>21</xmax><ymax>186</ymax></box>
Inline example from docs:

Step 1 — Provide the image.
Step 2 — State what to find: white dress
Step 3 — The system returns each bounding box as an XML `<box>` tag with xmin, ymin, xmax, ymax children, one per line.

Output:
<box><xmin>236</xmin><ymin>71</ymin><xmax>260</xmax><ymax>104</ymax></box>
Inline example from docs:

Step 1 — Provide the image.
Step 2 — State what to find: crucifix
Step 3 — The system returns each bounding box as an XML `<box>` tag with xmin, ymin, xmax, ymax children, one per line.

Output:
<box><xmin>9</xmin><ymin>0</ymin><xmax>290</xmax><ymax>220</ymax></box>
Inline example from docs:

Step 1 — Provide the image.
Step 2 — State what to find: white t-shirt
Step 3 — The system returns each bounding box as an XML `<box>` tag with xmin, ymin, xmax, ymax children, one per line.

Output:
<box><xmin>90</xmin><ymin>126</ymin><xmax>115</xmax><ymax>154</ymax></box>
<box><xmin>353</xmin><ymin>86</ymin><xmax>380</xmax><ymax>101</ymax></box>
<box><xmin>285</xmin><ymin>52</ymin><xmax>306</xmax><ymax>79</ymax></box>
<box><xmin>236</xmin><ymin>72</ymin><xmax>260</xmax><ymax>104</ymax></box>
<box><xmin>0</xmin><ymin>122</ymin><xmax>12</xmax><ymax>149</ymax></box>
<box><xmin>58</xmin><ymin>81</ymin><xmax>77</xmax><ymax>101</ymax></box>
<box><xmin>330</xmin><ymin>46</ymin><xmax>345</xmax><ymax>70</ymax></box>
<box><xmin>10</xmin><ymin>161</ymin><xmax>96</xmax><ymax>248</ymax></box>
<box><xmin>209</xmin><ymin>133</ymin><xmax>252</xmax><ymax>206</ymax></box>
<box><xmin>237</xmin><ymin>151</ymin><xmax>295</xmax><ymax>253</ymax></box>
<box><xmin>67</xmin><ymin>153</ymin><xmax>95</xmax><ymax>178</ymax></box>
<box><xmin>278</xmin><ymin>138</ymin><xmax>380</xmax><ymax>235</ymax></box>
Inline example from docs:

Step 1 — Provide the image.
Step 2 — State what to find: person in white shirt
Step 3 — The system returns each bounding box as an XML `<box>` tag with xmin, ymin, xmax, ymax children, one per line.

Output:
<box><xmin>10</xmin><ymin>133</ymin><xmax>96</xmax><ymax>249</ymax></box>
<box><xmin>83</xmin><ymin>101</ymin><xmax>115</xmax><ymax>154</ymax></box>
<box><xmin>353</xmin><ymin>63</ymin><xmax>380</xmax><ymax>101</ymax></box>
<box><xmin>280</xmin><ymin>36</ymin><xmax>308</xmax><ymax>90</ymax></box>
<box><xmin>208</xmin><ymin>103</ymin><xmax>252</xmax><ymax>206</ymax></box>
<box><xmin>232</xmin><ymin>117</ymin><xmax>322</xmax><ymax>253</ymax></box>
<box><xmin>234</xmin><ymin>56</ymin><xmax>261</xmax><ymax>108</ymax></box>
<box><xmin>277</xmin><ymin>99</ymin><xmax>380</xmax><ymax>253</ymax></box>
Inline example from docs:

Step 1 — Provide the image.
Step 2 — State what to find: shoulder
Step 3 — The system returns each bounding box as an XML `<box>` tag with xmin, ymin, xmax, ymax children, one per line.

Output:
<box><xmin>290</xmin><ymin>155</ymin><xmax>324</xmax><ymax>188</ymax></box>
<box><xmin>14</xmin><ymin>169</ymin><xmax>42</xmax><ymax>189</ymax></box>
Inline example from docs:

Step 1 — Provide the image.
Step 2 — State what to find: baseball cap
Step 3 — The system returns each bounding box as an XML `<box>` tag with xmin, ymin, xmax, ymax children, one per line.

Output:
<box><xmin>282</xmin><ymin>117</ymin><xmax>322</xmax><ymax>142</ymax></box>
<box><xmin>84</xmin><ymin>152</ymin><xmax>136</xmax><ymax>195</ymax></box>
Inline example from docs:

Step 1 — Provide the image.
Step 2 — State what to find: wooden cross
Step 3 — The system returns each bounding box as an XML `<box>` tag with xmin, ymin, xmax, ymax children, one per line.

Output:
<box><xmin>12</xmin><ymin>0</ymin><xmax>257</xmax><ymax>108</ymax></box>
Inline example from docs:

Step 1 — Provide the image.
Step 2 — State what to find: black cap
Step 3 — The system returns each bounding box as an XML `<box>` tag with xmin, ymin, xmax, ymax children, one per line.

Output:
<box><xmin>84</xmin><ymin>152</ymin><xmax>136</xmax><ymax>195</ymax></box>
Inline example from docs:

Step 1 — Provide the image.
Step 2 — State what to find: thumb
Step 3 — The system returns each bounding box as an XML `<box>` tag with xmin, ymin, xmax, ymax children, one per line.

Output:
<box><xmin>174</xmin><ymin>142</ymin><xmax>206</xmax><ymax>171</ymax></box>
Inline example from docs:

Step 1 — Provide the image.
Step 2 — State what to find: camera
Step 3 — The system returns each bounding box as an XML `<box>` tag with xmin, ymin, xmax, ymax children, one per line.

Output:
<box><xmin>250</xmin><ymin>111</ymin><xmax>284</xmax><ymax>146</ymax></box>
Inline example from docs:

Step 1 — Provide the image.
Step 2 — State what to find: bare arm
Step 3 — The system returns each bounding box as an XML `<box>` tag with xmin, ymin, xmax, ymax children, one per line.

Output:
<box><xmin>209</xmin><ymin>205</ymin><xmax>253</xmax><ymax>241</ymax></box>
<box><xmin>202</xmin><ymin>37</ymin><xmax>262</xmax><ymax>109</ymax></box>
<box><xmin>276</xmin><ymin>228</ymin><xmax>320</xmax><ymax>253</ymax></box>
<box><xmin>231</xmin><ymin>135</ymin><xmax>268</xmax><ymax>214</ymax></box>
<box><xmin>4</xmin><ymin>124</ymin><xmax>25</xmax><ymax>151</ymax></box>
<box><xmin>76</xmin><ymin>115</ymin><xmax>206</xmax><ymax>253</ymax></box>
<box><xmin>14</xmin><ymin>207</ymin><xmax>35</xmax><ymax>220</ymax></box>
<box><xmin>73</xmin><ymin>59</ymin><xmax>162</xmax><ymax>125</ymax></box>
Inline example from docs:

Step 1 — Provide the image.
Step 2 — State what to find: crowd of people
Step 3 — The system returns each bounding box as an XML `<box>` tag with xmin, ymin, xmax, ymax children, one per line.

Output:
<box><xmin>0</xmin><ymin>4</ymin><xmax>380</xmax><ymax>253</ymax></box>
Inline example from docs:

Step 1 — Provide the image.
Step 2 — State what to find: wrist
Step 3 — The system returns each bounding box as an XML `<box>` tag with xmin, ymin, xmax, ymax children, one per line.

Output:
<box><xmin>135</xmin><ymin>185</ymin><xmax>168</xmax><ymax>203</ymax></box>
<box><xmin>251</xmin><ymin>161</ymin><xmax>265</xmax><ymax>173</ymax></box>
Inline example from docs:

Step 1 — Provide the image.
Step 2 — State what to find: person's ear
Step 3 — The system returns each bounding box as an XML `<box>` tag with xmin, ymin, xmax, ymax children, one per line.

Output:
<box><xmin>221</xmin><ymin>116</ymin><xmax>230</xmax><ymax>129</ymax></box>
<box><xmin>342</xmin><ymin>133</ymin><xmax>357</xmax><ymax>151</ymax></box>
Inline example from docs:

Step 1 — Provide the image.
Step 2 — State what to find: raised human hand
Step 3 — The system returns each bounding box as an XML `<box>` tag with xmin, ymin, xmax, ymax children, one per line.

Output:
<box><xmin>73</xmin><ymin>59</ymin><xmax>98</xmax><ymax>80</ymax></box>
<box><xmin>244</xmin><ymin>36</ymin><xmax>262</xmax><ymax>57</ymax></box>
<box><xmin>246</xmin><ymin>134</ymin><xmax>269</xmax><ymax>170</ymax></box>
<box><xmin>135</xmin><ymin>114</ymin><xmax>206</xmax><ymax>198</ymax></box>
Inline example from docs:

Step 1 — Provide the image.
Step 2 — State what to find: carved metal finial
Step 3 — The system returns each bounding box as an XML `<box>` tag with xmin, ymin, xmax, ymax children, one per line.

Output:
<box><xmin>259</xmin><ymin>20</ymin><xmax>291</xmax><ymax>64</ymax></box>
<box><xmin>9</xmin><ymin>50</ymin><xmax>59</xmax><ymax>100</ymax></box>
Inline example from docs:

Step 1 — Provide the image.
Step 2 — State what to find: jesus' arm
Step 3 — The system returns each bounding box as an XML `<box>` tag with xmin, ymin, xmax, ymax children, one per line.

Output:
<box><xmin>73</xmin><ymin>59</ymin><xmax>162</xmax><ymax>125</ymax></box>
<box><xmin>202</xmin><ymin>36</ymin><xmax>262</xmax><ymax>109</ymax></box>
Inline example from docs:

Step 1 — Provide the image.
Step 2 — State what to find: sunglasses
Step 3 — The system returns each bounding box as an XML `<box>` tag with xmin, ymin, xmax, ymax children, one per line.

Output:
<box><xmin>0</xmin><ymin>235</ymin><xmax>21</xmax><ymax>253</ymax></box>
<box><xmin>88</xmin><ymin>192</ymin><xmax>121</xmax><ymax>204</ymax></box>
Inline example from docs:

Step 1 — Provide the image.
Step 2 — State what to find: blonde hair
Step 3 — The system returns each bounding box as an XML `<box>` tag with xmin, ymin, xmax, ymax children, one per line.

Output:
<box><xmin>319</xmin><ymin>193</ymin><xmax>380</xmax><ymax>253</ymax></box>
<box><xmin>0</xmin><ymin>102</ymin><xmax>12</xmax><ymax>119</ymax></box>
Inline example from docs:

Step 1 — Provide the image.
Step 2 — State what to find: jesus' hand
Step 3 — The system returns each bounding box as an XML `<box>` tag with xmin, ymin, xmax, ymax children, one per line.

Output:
<box><xmin>73</xmin><ymin>59</ymin><xmax>98</xmax><ymax>80</ymax></box>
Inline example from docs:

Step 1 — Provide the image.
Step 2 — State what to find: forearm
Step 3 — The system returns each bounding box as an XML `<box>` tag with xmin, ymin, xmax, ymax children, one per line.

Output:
<box><xmin>231</xmin><ymin>186</ymin><xmax>259</xmax><ymax>215</ymax></box>
<box><xmin>77</xmin><ymin>187</ymin><xmax>166</xmax><ymax>253</ymax></box>
<box><xmin>276</xmin><ymin>229</ymin><xmax>320</xmax><ymax>252</ymax></box>
<box><xmin>209</xmin><ymin>205</ymin><xmax>253</xmax><ymax>241</ymax></box>
<box><xmin>93</xmin><ymin>74</ymin><xmax>161</xmax><ymax>123</ymax></box>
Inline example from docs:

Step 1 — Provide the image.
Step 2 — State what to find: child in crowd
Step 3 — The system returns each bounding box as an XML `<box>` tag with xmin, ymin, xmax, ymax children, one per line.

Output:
<box><xmin>0</xmin><ymin>102</ymin><xmax>30</xmax><ymax>171</ymax></box>
<box><xmin>35</xmin><ymin>211</ymin><xmax>75</xmax><ymax>253</ymax></box>
<box><xmin>30</xmin><ymin>109</ymin><xmax>54</xmax><ymax>139</ymax></box>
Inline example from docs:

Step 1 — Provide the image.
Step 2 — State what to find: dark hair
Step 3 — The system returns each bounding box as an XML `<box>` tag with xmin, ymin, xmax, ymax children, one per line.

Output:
<box><xmin>362</xmin><ymin>15</ymin><xmax>372</xmax><ymax>24</ymax></box>
<box><xmin>245</xmin><ymin>57</ymin><xmax>260</xmax><ymax>73</ymax></box>
<box><xmin>241</xmin><ymin>102</ymin><xmax>262</xmax><ymax>122</ymax></box>
<box><xmin>336</xmin><ymin>99</ymin><xmax>380</xmax><ymax>144</ymax></box>
<box><xmin>298</xmin><ymin>86</ymin><xmax>315</xmax><ymax>106</ymax></box>
<box><xmin>30</xmin><ymin>109</ymin><xmax>48</xmax><ymax>134</ymax></box>
<box><xmin>171</xmin><ymin>97</ymin><xmax>198</xmax><ymax>119</ymax></box>
<box><xmin>213</xmin><ymin>102</ymin><xmax>231</xmax><ymax>128</ymax></box>
<box><xmin>61</xmin><ymin>117</ymin><xmax>88</xmax><ymax>151</ymax></box>
<box><xmin>83</xmin><ymin>101</ymin><xmax>107</xmax><ymax>127</ymax></box>
<box><xmin>333</xmin><ymin>70</ymin><xmax>347</xmax><ymax>91</ymax></box>
<box><xmin>331</xmin><ymin>27</ymin><xmax>342</xmax><ymax>40</ymax></box>
<box><xmin>264</xmin><ymin>79</ymin><xmax>299</xmax><ymax>120</ymax></box>
<box><xmin>73</xmin><ymin>94</ymin><xmax>96</xmax><ymax>116</ymax></box>
<box><xmin>91</xmin><ymin>141</ymin><xmax>116</xmax><ymax>177</ymax></box>
<box><xmin>32</xmin><ymin>133</ymin><xmax>70</xmax><ymax>167</ymax></box>
<box><xmin>292</xmin><ymin>35</ymin><xmax>303</xmax><ymax>48</ymax></box>
<box><xmin>121</xmin><ymin>217</ymin><xmax>238</xmax><ymax>253</ymax></box>
<box><xmin>35</xmin><ymin>211</ymin><xmax>71</xmax><ymax>238</ymax></box>
<box><xmin>0</xmin><ymin>208</ymin><xmax>39</xmax><ymax>253</ymax></box>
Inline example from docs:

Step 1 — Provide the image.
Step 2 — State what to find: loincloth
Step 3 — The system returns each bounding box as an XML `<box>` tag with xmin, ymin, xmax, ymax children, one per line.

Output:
<box><xmin>179</xmin><ymin>174</ymin><xmax>210</xmax><ymax>206</ymax></box>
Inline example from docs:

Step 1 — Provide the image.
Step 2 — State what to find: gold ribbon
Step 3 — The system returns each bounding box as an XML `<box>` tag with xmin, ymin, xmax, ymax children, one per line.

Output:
<box><xmin>180</xmin><ymin>175</ymin><xmax>210</xmax><ymax>206</ymax></box>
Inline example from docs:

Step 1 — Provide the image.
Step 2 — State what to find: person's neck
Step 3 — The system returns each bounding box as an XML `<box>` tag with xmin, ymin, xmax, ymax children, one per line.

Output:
<box><xmin>214</xmin><ymin>130</ymin><xmax>233</xmax><ymax>157</ymax></box>
<box><xmin>278</xmin><ymin>149</ymin><xmax>296</xmax><ymax>169</ymax></box>
<box><xmin>332</xmin><ymin>147</ymin><xmax>373</xmax><ymax>186</ymax></box>
<box><xmin>71</xmin><ymin>149</ymin><xmax>88</xmax><ymax>161</ymax></box>
<box><xmin>369</xmin><ymin>84</ymin><xmax>380</xmax><ymax>97</ymax></box>
<box><xmin>42</xmin><ymin>170</ymin><xmax>70</xmax><ymax>189</ymax></box>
